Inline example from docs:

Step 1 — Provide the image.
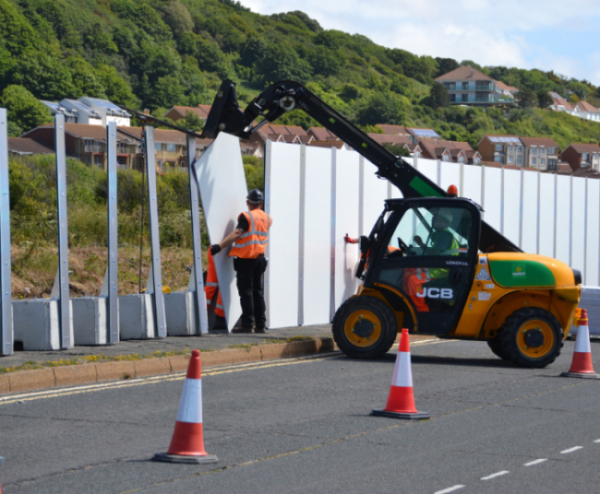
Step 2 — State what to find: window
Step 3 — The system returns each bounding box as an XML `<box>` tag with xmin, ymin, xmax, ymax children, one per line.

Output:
<box><xmin>449</xmin><ymin>94</ymin><xmax>456</xmax><ymax>102</ymax></box>
<box><xmin>541</xmin><ymin>158</ymin><xmax>545</xmax><ymax>165</ymax></box>
<box><xmin>458</xmin><ymin>154</ymin><xmax>465</xmax><ymax>163</ymax></box>
<box><xmin>517</xmin><ymin>145</ymin><xmax>523</xmax><ymax>152</ymax></box>
<box><xmin>495</xmin><ymin>144</ymin><xmax>502</xmax><ymax>152</ymax></box>
<box><xmin>166</xmin><ymin>144</ymin><xmax>177</xmax><ymax>152</ymax></box>
<box><xmin>539</xmin><ymin>147</ymin><xmax>546</xmax><ymax>154</ymax></box>
<box><xmin>462</xmin><ymin>82</ymin><xmax>469</xmax><ymax>90</ymax></box>
<box><xmin>444</xmin><ymin>82</ymin><xmax>456</xmax><ymax>90</ymax></box>
<box><xmin>461</xmin><ymin>94</ymin><xmax>468</xmax><ymax>102</ymax></box>
<box><xmin>155</xmin><ymin>143</ymin><xmax>162</xmax><ymax>151</ymax></box>
<box><xmin>517</xmin><ymin>156</ymin><xmax>522</xmax><ymax>165</ymax></box>
<box><xmin>548</xmin><ymin>147</ymin><xmax>555</xmax><ymax>154</ymax></box>
<box><xmin>548</xmin><ymin>159</ymin><xmax>557</xmax><ymax>170</ymax></box>
<box><xmin>532</xmin><ymin>158</ymin><xmax>537</xmax><ymax>165</ymax></box>
<box><xmin>384</xmin><ymin>206</ymin><xmax>472</xmax><ymax>258</ymax></box>
<box><xmin>582</xmin><ymin>153</ymin><xmax>589</xmax><ymax>161</ymax></box>
<box><xmin>473</xmin><ymin>157</ymin><xmax>481</xmax><ymax>164</ymax></box>
<box><xmin>507</xmin><ymin>145</ymin><xmax>513</xmax><ymax>153</ymax></box>
<box><xmin>508</xmin><ymin>155</ymin><xmax>514</xmax><ymax>163</ymax></box>
<box><xmin>531</xmin><ymin>147</ymin><xmax>538</xmax><ymax>154</ymax></box>
<box><xmin>442</xmin><ymin>154</ymin><xmax>449</xmax><ymax>162</ymax></box>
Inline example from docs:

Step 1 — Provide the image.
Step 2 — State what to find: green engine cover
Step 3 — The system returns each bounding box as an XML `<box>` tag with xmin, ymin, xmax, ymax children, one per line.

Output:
<box><xmin>488</xmin><ymin>260</ymin><xmax>556</xmax><ymax>288</ymax></box>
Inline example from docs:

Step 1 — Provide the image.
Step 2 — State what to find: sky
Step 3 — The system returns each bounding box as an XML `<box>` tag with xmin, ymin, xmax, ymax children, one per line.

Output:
<box><xmin>241</xmin><ymin>0</ymin><xmax>600</xmax><ymax>85</ymax></box>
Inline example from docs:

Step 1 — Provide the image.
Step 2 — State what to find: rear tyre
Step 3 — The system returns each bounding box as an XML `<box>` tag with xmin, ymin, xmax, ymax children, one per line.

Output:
<box><xmin>332</xmin><ymin>296</ymin><xmax>398</xmax><ymax>359</ymax></box>
<box><xmin>498</xmin><ymin>307</ymin><xmax>564</xmax><ymax>368</ymax></box>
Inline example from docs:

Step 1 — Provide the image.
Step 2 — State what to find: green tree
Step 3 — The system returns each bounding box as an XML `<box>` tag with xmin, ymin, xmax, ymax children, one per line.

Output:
<box><xmin>162</xmin><ymin>1</ymin><xmax>194</xmax><ymax>38</ymax></box>
<box><xmin>95</xmin><ymin>65</ymin><xmax>137</xmax><ymax>107</ymax></box>
<box><xmin>254</xmin><ymin>43</ymin><xmax>312</xmax><ymax>83</ymax></box>
<box><xmin>537</xmin><ymin>91</ymin><xmax>553</xmax><ymax>109</ymax></box>
<box><xmin>516</xmin><ymin>87</ymin><xmax>538</xmax><ymax>108</ymax></box>
<box><xmin>357</xmin><ymin>92</ymin><xmax>406</xmax><ymax>126</ymax></box>
<box><xmin>1</xmin><ymin>84</ymin><xmax>52</xmax><ymax>135</ymax></box>
<box><xmin>426</xmin><ymin>82</ymin><xmax>449</xmax><ymax>109</ymax></box>
<box><xmin>181</xmin><ymin>111</ymin><xmax>204</xmax><ymax>131</ymax></box>
<box><xmin>11</xmin><ymin>51</ymin><xmax>75</xmax><ymax>100</ymax></box>
<box><xmin>310</xmin><ymin>46</ymin><xmax>344</xmax><ymax>77</ymax></box>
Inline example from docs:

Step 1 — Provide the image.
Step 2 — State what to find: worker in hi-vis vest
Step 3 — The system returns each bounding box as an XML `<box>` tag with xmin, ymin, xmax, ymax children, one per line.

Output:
<box><xmin>210</xmin><ymin>189</ymin><xmax>273</xmax><ymax>333</ymax></box>
<box><xmin>205</xmin><ymin>249</ymin><xmax>226</xmax><ymax>329</ymax></box>
<box><xmin>403</xmin><ymin>208</ymin><xmax>459</xmax><ymax>312</ymax></box>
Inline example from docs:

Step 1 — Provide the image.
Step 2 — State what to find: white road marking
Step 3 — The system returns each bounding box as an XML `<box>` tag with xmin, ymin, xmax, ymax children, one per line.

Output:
<box><xmin>594</xmin><ymin>439</ymin><xmax>600</xmax><ymax>443</ymax></box>
<box><xmin>481</xmin><ymin>470</ymin><xmax>509</xmax><ymax>481</ymax></box>
<box><xmin>561</xmin><ymin>446</ymin><xmax>583</xmax><ymax>454</ymax></box>
<box><xmin>524</xmin><ymin>458</ymin><xmax>547</xmax><ymax>466</ymax></box>
<box><xmin>434</xmin><ymin>485</ymin><xmax>465</xmax><ymax>494</ymax></box>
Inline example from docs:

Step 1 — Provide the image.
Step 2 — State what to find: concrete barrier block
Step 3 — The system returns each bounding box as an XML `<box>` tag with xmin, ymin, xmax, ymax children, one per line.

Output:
<box><xmin>95</xmin><ymin>361</ymin><xmax>135</xmax><ymax>382</ymax></box>
<box><xmin>53</xmin><ymin>364</ymin><xmax>97</xmax><ymax>387</ymax></box>
<box><xmin>165</xmin><ymin>291</ymin><xmax>197</xmax><ymax>336</ymax></box>
<box><xmin>119</xmin><ymin>294</ymin><xmax>155</xmax><ymax>340</ymax></box>
<box><xmin>72</xmin><ymin>297</ymin><xmax>108</xmax><ymax>346</ymax></box>
<box><xmin>9</xmin><ymin>368</ymin><xmax>55</xmax><ymax>393</ymax></box>
<box><xmin>12</xmin><ymin>299</ymin><xmax>74</xmax><ymax>351</ymax></box>
<box><xmin>134</xmin><ymin>357</ymin><xmax>171</xmax><ymax>378</ymax></box>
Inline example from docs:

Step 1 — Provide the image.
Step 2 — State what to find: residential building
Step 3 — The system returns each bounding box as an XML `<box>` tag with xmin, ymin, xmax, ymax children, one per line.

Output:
<box><xmin>519</xmin><ymin>137</ymin><xmax>560</xmax><ymax>171</ymax></box>
<box><xmin>163</xmin><ymin>105</ymin><xmax>212</xmax><ymax>122</ymax></box>
<box><xmin>548</xmin><ymin>92</ymin><xmax>574</xmax><ymax>113</ymax></box>
<box><xmin>7</xmin><ymin>137</ymin><xmax>54</xmax><ymax>157</ymax></box>
<box><xmin>572</xmin><ymin>100</ymin><xmax>600</xmax><ymax>122</ymax></box>
<box><xmin>417</xmin><ymin>138</ymin><xmax>481</xmax><ymax>164</ymax></box>
<box><xmin>560</xmin><ymin>143</ymin><xmax>600</xmax><ymax>172</ymax></box>
<box><xmin>308</xmin><ymin>127</ymin><xmax>339</xmax><ymax>142</ymax></box>
<box><xmin>495</xmin><ymin>81</ymin><xmax>519</xmax><ymax>99</ymax></box>
<box><xmin>478</xmin><ymin>135</ymin><xmax>524</xmax><ymax>165</ymax></box>
<box><xmin>249</xmin><ymin>124</ymin><xmax>312</xmax><ymax>146</ymax></box>
<box><xmin>435</xmin><ymin>66</ymin><xmax>515</xmax><ymax>107</ymax></box>
<box><xmin>406</xmin><ymin>128</ymin><xmax>440</xmax><ymax>145</ymax></box>
<box><xmin>367</xmin><ymin>133</ymin><xmax>421</xmax><ymax>157</ymax></box>
<box><xmin>41</xmin><ymin>98</ymin><xmax>131</xmax><ymax>126</ymax></box>
<box><xmin>376</xmin><ymin>124</ymin><xmax>411</xmax><ymax>137</ymax></box>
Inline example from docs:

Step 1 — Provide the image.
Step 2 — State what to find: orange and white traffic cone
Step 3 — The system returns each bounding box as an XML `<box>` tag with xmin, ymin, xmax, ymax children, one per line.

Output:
<box><xmin>372</xmin><ymin>328</ymin><xmax>430</xmax><ymax>420</ymax></box>
<box><xmin>561</xmin><ymin>309</ymin><xmax>600</xmax><ymax>379</ymax></box>
<box><xmin>153</xmin><ymin>350</ymin><xmax>218</xmax><ymax>463</ymax></box>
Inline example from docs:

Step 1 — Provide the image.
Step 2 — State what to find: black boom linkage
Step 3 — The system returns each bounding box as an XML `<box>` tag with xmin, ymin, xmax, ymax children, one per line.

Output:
<box><xmin>121</xmin><ymin>80</ymin><xmax>521</xmax><ymax>253</ymax></box>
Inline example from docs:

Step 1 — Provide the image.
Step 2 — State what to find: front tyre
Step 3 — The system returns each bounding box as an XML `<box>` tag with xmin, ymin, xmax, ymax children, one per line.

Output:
<box><xmin>332</xmin><ymin>296</ymin><xmax>397</xmax><ymax>359</ymax></box>
<box><xmin>498</xmin><ymin>307</ymin><xmax>564</xmax><ymax>368</ymax></box>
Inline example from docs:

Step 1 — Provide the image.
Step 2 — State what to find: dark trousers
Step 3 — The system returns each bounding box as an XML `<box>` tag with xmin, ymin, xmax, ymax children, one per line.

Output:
<box><xmin>233</xmin><ymin>255</ymin><xmax>267</xmax><ymax>329</ymax></box>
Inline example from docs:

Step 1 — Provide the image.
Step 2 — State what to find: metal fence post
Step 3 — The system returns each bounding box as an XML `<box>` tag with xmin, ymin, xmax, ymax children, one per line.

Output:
<box><xmin>0</xmin><ymin>109</ymin><xmax>12</xmax><ymax>355</ymax></box>
<box><xmin>106</xmin><ymin>123</ymin><xmax>119</xmax><ymax>343</ymax></box>
<box><xmin>143</xmin><ymin>127</ymin><xmax>167</xmax><ymax>337</ymax></box>
<box><xmin>55</xmin><ymin>114</ymin><xmax>71</xmax><ymax>349</ymax></box>
<box><xmin>186</xmin><ymin>134</ymin><xmax>208</xmax><ymax>334</ymax></box>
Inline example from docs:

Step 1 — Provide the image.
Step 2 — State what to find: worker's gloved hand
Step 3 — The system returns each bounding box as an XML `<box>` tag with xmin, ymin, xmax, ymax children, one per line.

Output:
<box><xmin>344</xmin><ymin>235</ymin><xmax>356</xmax><ymax>244</ymax></box>
<box><xmin>210</xmin><ymin>244</ymin><xmax>222</xmax><ymax>255</ymax></box>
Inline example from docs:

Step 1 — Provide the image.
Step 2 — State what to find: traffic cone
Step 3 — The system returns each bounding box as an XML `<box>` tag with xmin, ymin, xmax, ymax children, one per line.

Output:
<box><xmin>372</xmin><ymin>328</ymin><xmax>430</xmax><ymax>420</ymax></box>
<box><xmin>561</xmin><ymin>309</ymin><xmax>600</xmax><ymax>379</ymax></box>
<box><xmin>153</xmin><ymin>350</ymin><xmax>218</xmax><ymax>464</ymax></box>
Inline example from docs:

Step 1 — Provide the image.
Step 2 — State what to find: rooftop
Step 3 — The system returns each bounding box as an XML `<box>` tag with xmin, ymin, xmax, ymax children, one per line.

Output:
<box><xmin>434</xmin><ymin>66</ymin><xmax>494</xmax><ymax>82</ymax></box>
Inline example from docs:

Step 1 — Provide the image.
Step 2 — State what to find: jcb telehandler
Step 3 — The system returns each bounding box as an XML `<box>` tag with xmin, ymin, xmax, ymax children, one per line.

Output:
<box><xmin>126</xmin><ymin>80</ymin><xmax>582</xmax><ymax>368</ymax></box>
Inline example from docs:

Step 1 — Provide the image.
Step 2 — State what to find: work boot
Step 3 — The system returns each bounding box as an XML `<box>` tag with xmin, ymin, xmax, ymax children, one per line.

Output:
<box><xmin>232</xmin><ymin>326</ymin><xmax>252</xmax><ymax>334</ymax></box>
<box><xmin>213</xmin><ymin>315</ymin><xmax>227</xmax><ymax>330</ymax></box>
<box><xmin>254</xmin><ymin>327</ymin><xmax>267</xmax><ymax>334</ymax></box>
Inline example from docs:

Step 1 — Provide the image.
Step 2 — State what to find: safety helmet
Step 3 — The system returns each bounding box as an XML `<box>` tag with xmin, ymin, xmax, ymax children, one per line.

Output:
<box><xmin>434</xmin><ymin>208</ymin><xmax>453</xmax><ymax>224</ymax></box>
<box><xmin>247</xmin><ymin>189</ymin><xmax>264</xmax><ymax>204</ymax></box>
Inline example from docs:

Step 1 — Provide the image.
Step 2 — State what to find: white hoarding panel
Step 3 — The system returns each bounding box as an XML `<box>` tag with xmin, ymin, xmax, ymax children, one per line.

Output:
<box><xmin>585</xmin><ymin>179</ymin><xmax>600</xmax><ymax>286</ymax></box>
<box><xmin>538</xmin><ymin>173</ymin><xmax>555</xmax><ymax>257</ymax></box>
<box><xmin>555</xmin><ymin>175</ymin><xmax>571</xmax><ymax>264</ymax></box>
<box><xmin>502</xmin><ymin>168</ymin><xmax>521</xmax><ymax>247</ymax></box>
<box><xmin>334</xmin><ymin>148</ymin><xmax>360</xmax><ymax>312</ymax></box>
<box><xmin>521</xmin><ymin>171</ymin><xmax>539</xmax><ymax>254</ymax></box>
<box><xmin>482</xmin><ymin>167</ymin><xmax>502</xmax><ymax>231</ymax></box>
<box><xmin>265</xmin><ymin>141</ymin><xmax>301</xmax><ymax>329</ymax></box>
<box><xmin>462</xmin><ymin>164</ymin><xmax>482</xmax><ymax>206</ymax></box>
<box><xmin>571</xmin><ymin>177</ymin><xmax>586</xmax><ymax>275</ymax></box>
<box><xmin>303</xmin><ymin>147</ymin><xmax>332</xmax><ymax>325</ymax></box>
<box><xmin>439</xmin><ymin>162</ymin><xmax>460</xmax><ymax>195</ymax></box>
<box><xmin>194</xmin><ymin>133</ymin><xmax>246</xmax><ymax>331</ymax></box>
<box><xmin>416</xmin><ymin>159</ymin><xmax>438</xmax><ymax>186</ymax></box>
<box><xmin>361</xmin><ymin>162</ymin><xmax>388</xmax><ymax>236</ymax></box>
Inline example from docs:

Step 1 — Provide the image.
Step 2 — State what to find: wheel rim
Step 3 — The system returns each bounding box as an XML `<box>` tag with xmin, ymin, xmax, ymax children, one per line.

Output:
<box><xmin>516</xmin><ymin>319</ymin><xmax>554</xmax><ymax>358</ymax></box>
<box><xmin>343</xmin><ymin>310</ymin><xmax>382</xmax><ymax>348</ymax></box>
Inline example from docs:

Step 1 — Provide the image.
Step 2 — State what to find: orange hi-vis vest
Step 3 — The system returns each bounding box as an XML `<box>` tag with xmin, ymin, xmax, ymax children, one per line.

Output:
<box><xmin>228</xmin><ymin>209</ymin><xmax>272</xmax><ymax>259</ymax></box>
<box><xmin>205</xmin><ymin>250</ymin><xmax>224</xmax><ymax>317</ymax></box>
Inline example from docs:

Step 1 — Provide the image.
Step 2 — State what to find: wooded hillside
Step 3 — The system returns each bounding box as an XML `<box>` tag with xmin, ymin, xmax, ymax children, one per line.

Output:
<box><xmin>1</xmin><ymin>0</ymin><xmax>600</xmax><ymax>148</ymax></box>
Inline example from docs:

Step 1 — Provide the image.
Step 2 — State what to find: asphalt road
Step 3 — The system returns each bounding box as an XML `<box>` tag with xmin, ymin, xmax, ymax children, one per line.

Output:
<box><xmin>1</xmin><ymin>338</ymin><xmax>600</xmax><ymax>494</ymax></box>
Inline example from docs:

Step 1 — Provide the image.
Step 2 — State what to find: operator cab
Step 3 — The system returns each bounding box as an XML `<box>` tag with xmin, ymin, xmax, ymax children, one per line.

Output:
<box><xmin>362</xmin><ymin>198</ymin><xmax>481</xmax><ymax>336</ymax></box>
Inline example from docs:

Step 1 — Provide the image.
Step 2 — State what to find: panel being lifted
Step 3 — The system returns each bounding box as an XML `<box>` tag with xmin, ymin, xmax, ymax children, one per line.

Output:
<box><xmin>194</xmin><ymin>133</ymin><xmax>247</xmax><ymax>332</ymax></box>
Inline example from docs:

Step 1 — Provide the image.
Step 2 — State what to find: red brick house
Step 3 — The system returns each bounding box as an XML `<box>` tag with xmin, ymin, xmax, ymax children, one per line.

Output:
<box><xmin>560</xmin><ymin>143</ymin><xmax>600</xmax><ymax>172</ymax></box>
